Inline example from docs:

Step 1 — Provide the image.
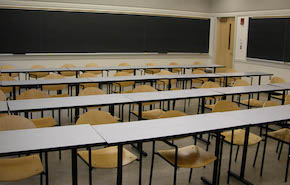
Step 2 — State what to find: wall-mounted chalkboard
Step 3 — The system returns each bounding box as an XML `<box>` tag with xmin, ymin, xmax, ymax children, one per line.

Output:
<box><xmin>0</xmin><ymin>8</ymin><xmax>210</xmax><ymax>54</ymax></box>
<box><xmin>247</xmin><ymin>18</ymin><xmax>290</xmax><ymax>62</ymax></box>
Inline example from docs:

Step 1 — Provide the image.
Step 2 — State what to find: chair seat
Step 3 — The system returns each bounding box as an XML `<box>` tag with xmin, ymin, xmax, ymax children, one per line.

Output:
<box><xmin>31</xmin><ymin>116</ymin><xmax>57</xmax><ymax>128</ymax></box>
<box><xmin>43</xmin><ymin>84</ymin><xmax>67</xmax><ymax>91</ymax></box>
<box><xmin>221</xmin><ymin>129</ymin><xmax>262</xmax><ymax>146</ymax></box>
<box><xmin>50</xmin><ymin>94</ymin><xmax>69</xmax><ymax>98</ymax></box>
<box><xmin>81</xmin><ymin>83</ymin><xmax>99</xmax><ymax>89</ymax></box>
<box><xmin>267</xmin><ymin>128</ymin><xmax>290</xmax><ymax>144</ymax></box>
<box><xmin>61</xmin><ymin>71</ymin><xmax>77</xmax><ymax>76</ymax></box>
<box><xmin>86</xmin><ymin>71</ymin><xmax>102</xmax><ymax>75</ymax></box>
<box><xmin>0</xmin><ymin>113</ymin><xmax>8</xmax><ymax>117</ymax></box>
<box><xmin>29</xmin><ymin>72</ymin><xmax>49</xmax><ymax>78</ymax></box>
<box><xmin>157</xmin><ymin>145</ymin><xmax>216</xmax><ymax>168</ymax></box>
<box><xmin>192</xmin><ymin>78</ymin><xmax>208</xmax><ymax>84</ymax></box>
<box><xmin>77</xmin><ymin>146</ymin><xmax>137</xmax><ymax>168</ymax></box>
<box><xmin>132</xmin><ymin>109</ymin><xmax>164</xmax><ymax>120</ymax></box>
<box><xmin>0</xmin><ymin>155</ymin><xmax>43</xmax><ymax>182</ymax></box>
<box><xmin>240</xmin><ymin>99</ymin><xmax>263</xmax><ymax>107</ymax></box>
<box><xmin>205</xmin><ymin>104</ymin><xmax>215</xmax><ymax>109</ymax></box>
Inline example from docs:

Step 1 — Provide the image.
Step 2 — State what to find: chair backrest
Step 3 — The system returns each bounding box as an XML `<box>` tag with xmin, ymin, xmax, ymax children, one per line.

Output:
<box><xmin>193</xmin><ymin>62</ymin><xmax>202</xmax><ymax>65</ymax></box>
<box><xmin>16</xmin><ymin>89</ymin><xmax>50</xmax><ymax>100</ymax></box>
<box><xmin>0</xmin><ymin>115</ymin><xmax>36</xmax><ymax>131</ymax></box>
<box><xmin>31</xmin><ymin>65</ymin><xmax>45</xmax><ymax>69</ymax></box>
<box><xmin>132</xmin><ymin>85</ymin><xmax>158</xmax><ymax>93</ymax></box>
<box><xmin>0</xmin><ymin>90</ymin><xmax>6</xmax><ymax>101</ymax></box>
<box><xmin>169</xmin><ymin>62</ymin><xmax>180</xmax><ymax>66</ymax></box>
<box><xmin>263</xmin><ymin>101</ymin><xmax>280</xmax><ymax>107</ymax></box>
<box><xmin>270</xmin><ymin>76</ymin><xmax>286</xmax><ymax>84</ymax></box>
<box><xmin>79</xmin><ymin>73</ymin><xmax>97</xmax><ymax>78</ymax></box>
<box><xmin>225</xmin><ymin>68</ymin><xmax>238</xmax><ymax>73</ymax></box>
<box><xmin>233</xmin><ymin>80</ymin><xmax>250</xmax><ymax>87</ymax></box>
<box><xmin>76</xmin><ymin>110</ymin><xmax>118</xmax><ymax>125</ymax></box>
<box><xmin>157</xmin><ymin>70</ymin><xmax>173</xmax><ymax>76</ymax></box>
<box><xmin>192</xmin><ymin>69</ymin><xmax>206</xmax><ymax>74</ymax></box>
<box><xmin>78</xmin><ymin>87</ymin><xmax>106</xmax><ymax>96</ymax></box>
<box><xmin>212</xmin><ymin>100</ymin><xmax>240</xmax><ymax>112</ymax></box>
<box><xmin>85</xmin><ymin>63</ymin><xmax>100</xmax><ymax>67</ymax></box>
<box><xmin>285</xmin><ymin>95</ymin><xmax>290</xmax><ymax>105</ymax></box>
<box><xmin>118</xmin><ymin>63</ymin><xmax>131</xmax><ymax>67</ymax></box>
<box><xmin>44</xmin><ymin>73</ymin><xmax>65</xmax><ymax>80</ymax></box>
<box><xmin>61</xmin><ymin>64</ymin><xmax>76</xmax><ymax>68</ymax></box>
<box><xmin>114</xmin><ymin>71</ymin><xmax>131</xmax><ymax>77</ymax></box>
<box><xmin>159</xmin><ymin>110</ymin><xmax>187</xmax><ymax>118</ymax></box>
<box><xmin>0</xmin><ymin>75</ymin><xmax>16</xmax><ymax>82</ymax></box>
<box><xmin>200</xmin><ymin>81</ymin><xmax>220</xmax><ymax>88</ymax></box>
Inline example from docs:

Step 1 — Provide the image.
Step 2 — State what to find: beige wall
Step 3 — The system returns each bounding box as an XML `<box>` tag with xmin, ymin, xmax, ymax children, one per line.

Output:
<box><xmin>11</xmin><ymin>0</ymin><xmax>211</xmax><ymax>12</ymax></box>
<box><xmin>211</xmin><ymin>0</ymin><xmax>290</xmax><ymax>13</ymax></box>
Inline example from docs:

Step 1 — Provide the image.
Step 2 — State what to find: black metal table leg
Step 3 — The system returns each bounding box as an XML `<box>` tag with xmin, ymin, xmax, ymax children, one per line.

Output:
<box><xmin>228</xmin><ymin>127</ymin><xmax>253</xmax><ymax>185</ymax></box>
<box><xmin>117</xmin><ymin>144</ymin><xmax>123</xmax><ymax>185</ymax></box>
<box><xmin>71</xmin><ymin>148</ymin><xmax>78</xmax><ymax>185</ymax></box>
<box><xmin>138</xmin><ymin>142</ymin><xmax>143</xmax><ymax>185</ymax></box>
<box><xmin>257</xmin><ymin>76</ymin><xmax>261</xmax><ymax>100</ymax></box>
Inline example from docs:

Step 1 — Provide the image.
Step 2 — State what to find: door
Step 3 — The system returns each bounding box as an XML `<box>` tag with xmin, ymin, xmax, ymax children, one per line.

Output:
<box><xmin>215</xmin><ymin>17</ymin><xmax>235</xmax><ymax>71</ymax></box>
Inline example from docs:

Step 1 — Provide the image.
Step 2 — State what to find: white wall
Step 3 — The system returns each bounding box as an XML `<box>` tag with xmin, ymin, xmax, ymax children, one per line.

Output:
<box><xmin>211</xmin><ymin>0</ymin><xmax>290</xmax><ymax>13</ymax></box>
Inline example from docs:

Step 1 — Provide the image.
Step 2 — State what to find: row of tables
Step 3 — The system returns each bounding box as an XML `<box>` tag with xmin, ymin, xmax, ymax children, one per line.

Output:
<box><xmin>0</xmin><ymin>64</ymin><xmax>225</xmax><ymax>77</ymax></box>
<box><xmin>0</xmin><ymin>104</ymin><xmax>289</xmax><ymax>185</ymax></box>
<box><xmin>1</xmin><ymin>71</ymin><xmax>273</xmax><ymax>100</ymax></box>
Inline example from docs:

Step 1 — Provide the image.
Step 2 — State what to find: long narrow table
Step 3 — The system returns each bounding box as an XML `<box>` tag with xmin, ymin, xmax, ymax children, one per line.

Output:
<box><xmin>0</xmin><ymin>64</ymin><xmax>225</xmax><ymax>78</ymax></box>
<box><xmin>270</xmin><ymin>82</ymin><xmax>290</xmax><ymax>90</ymax></box>
<box><xmin>0</xmin><ymin>101</ymin><xmax>8</xmax><ymax>113</ymax></box>
<box><xmin>94</xmin><ymin>113</ymin><xmax>249</xmax><ymax>185</ymax></box>
<box><xmin>0</xmin><ymin>124</ymin><xmax>106</xmax><ymax>185</ymax></box>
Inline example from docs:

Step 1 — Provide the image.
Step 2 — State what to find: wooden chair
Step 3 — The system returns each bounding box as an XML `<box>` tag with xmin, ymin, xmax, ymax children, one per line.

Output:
<box><xmin>78</xmin><ymin>87</ymin><xmax>106</xmax><ymax>111</ymax></box>
<box><xmin>118</xmin><ymin>63</ymin><xmax>134</xmax><ymax>74</ymax></box>
<box><xmin>16</xmin><ymin>89</ymin><xmax>58</xmax><ymax>128</ymax></box>
<box><xmin>263</xmin><ymin>101</ymin><xmax>280</xmax><ymax>107</ymax></box>
<box><xmin>0</xmin><ymin>115</ymin><xmax>46</xmax><ymax>184</ymax></box>
<box><xmin>169</xmin><ymin>62</ymin><xmax>182</xmax><ymax>73</ymax></box>
<box><xmin>156</xmin><ymin>70</ymin><xmax>177</xmax><ymax>90</ymax></box>
<box><xmin>149</xmin><ymin>110</ymin><xmax>217</xmax><ymax>185</ymax></box>
<box><xmin>233</xmin><ymin>80</ymin><xmax>264</xmax><ymax>108</ymax></box>
<box><xmin>144</xmin><ymin>63</ymin><xmax>161</xmax><ymax>74</ymax></box>
<box><xmin>79</xmin><ymin>73</ymin><xmax>99</xmax><ymax>89</ymax></box>
<box><xmin>266</xmin><ymin>128</ymin><xmax>290</xmax><ymax>182</ymax></box>
<box><xmin>193</xmin><ymin>61</ymin><xmax>205</xmax><ymax>71</ymax></box>
<box><xmin>270</xmin><ymin>77</ymin><xmax>287</xmax><ymax>100</ymax></box>
<box><xmin>129</xmin><ymin>85</ymin><xmax>164</xmax><ymax>121</ymax></box>
<box><xmin>29</xmin><ymin>65</ymin><xmax>49</xmax><ymax>79</ymax></box>
<box><xmin>191</xmin><ymin>69</ymin><xmax>208</xmax><ymax>87</ymax></box>
<box><xmin>85</xmin><ymin>63</ymin><xmax>102</xmax><ymax>75</ymax></box>
<box><xmin>0</xmin><ymin>65</ymin><xmax>19</xmax><ymax>78</ymax></box>
<box><xmin>212</xmin><ymin>101</ymin><xmax>262</xmax><ymax>165</ymax></box>
<box><xmin>42</xmin><ymin>74</ymin><xmax>68</xmax><ymax>95</ymax></box>
<box><xmin>76</xmin><ymin>110</ymin><xmax>137</xmax><ymax>183</ymax></box>
<box><xmin>199</xmin><ymin>81</ymin><xmax>222</xmax><ymax>111</ymax></box>
<box><xmin>112</xmin><ymin>72</ymin><xmax>135</xmax><ymax>93</ymax></box>
<box><xmin>60</xmin><ymin>64</ymin><xmax>78</xmax><ymax>77</ymax></box>
<box><xmin>216</xmin><ymin>68</ymin><xmax>240</xmax><ymax>86</ymax></box>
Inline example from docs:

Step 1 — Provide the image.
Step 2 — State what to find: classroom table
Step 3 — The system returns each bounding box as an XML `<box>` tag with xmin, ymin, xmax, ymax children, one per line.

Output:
<box><xmin>0</xmin><ymin>124</ymin><xmax>106</xmax><ymax>185</ymax></box>
<box><xmin>0</xmin><ymin>101</ymin><xmax>8</xmax><ymax>113</ymax></box>
<box><xmin>269</xmin><ymin>82</ymin><xmax>290</xmax><ymax>89</ymax></box>
<box><xmin>0</xmin><ymin>64</ymin><xmax>225</xmax><ymax>78</ymax></box>
<box><xmin>210</xmin><ymin>84</ymin><xmax>287</xmax><ymax>106</ymax></box>
<box><xmin>215</xmin><ymin>105</ymin><xmax>290</xmax><ymax>185</ymax></box>
<box><xmin>94</xmin><ymin>113</ymin><xmax>249</xmax><ymax>185</ymax></box>
<box><xmin>218</xmin><ymin>72</ymin><xmax>273</xmax><ymax>86</ymax></box>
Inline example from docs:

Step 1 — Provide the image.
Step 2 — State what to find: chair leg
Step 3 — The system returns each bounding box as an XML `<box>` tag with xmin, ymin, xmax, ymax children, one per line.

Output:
<box><xmin>253</xmin><ymin>142</ymin><xmax>260</xmax><ymax>167</ymax></box>
<box><xmin>45</xmin><ymin>152</ymin><xmax>49</xmax><ymax>185</ymax></box>
<box><xmin>188</xmin><ymin>168</ymin><xmax>193</xmax><ymax>182</ymax></box>
<box><xmin>276</xmin><ymin>141</ymin><xmax>281</xmax><ymax>153</ymax></box>
<box><xmin>235</xmin><ymin>145</ymin><xmax>240</xmax><ymax>162</ymax></box>
<box><xmin>173</xmin><ymin>147</ymin><xmax>178</xmax><ymax>185</ymax></box>
<box><xmin>149</xmin><ymin>141</ymin><xmax>156</xmax><ymax>185</ymax></box>
<box><xmin>278</xmin><ymin>143</ymin><xmax>284</xmax><ymax>160</ymax></box>
<box><xmin>206</xmin><ymin>133</ymin><xmax>211</xmax><ymax>151</ymax></box>
<box><xmin>285</xmin><ymin>145</ymin><xmax>290</xmax><ymax>182</ymax></box>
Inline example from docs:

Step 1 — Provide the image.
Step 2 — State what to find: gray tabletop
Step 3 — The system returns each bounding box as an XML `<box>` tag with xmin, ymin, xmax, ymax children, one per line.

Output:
<box><xmin>0</xmin><ymin>67</ymin><xmax>72</xmax><ymax>73</ymax></box>
<box><xmin>210</xmin><ymin>85</ymin><xmax>285</xmax><ymax>95</ymax></box>
<box><xmin>0</xmin><ymin>101</ymin><xmax>8</xmax><ymax>113</ymax></box>
<box><xmin>269</xmin><ymin>83</ymin><xmax>290</xmax><ymax>90</ymax></box>
<box><xmin>123</xmin><ymin>89</ymin><xmax>223</xmax><ymax>102</ymax></box>
<box><xmin>218</xmin><ymin>72</ymin><xmax>273</xmax><ymax>77</ymax></box>
<box><xmin>8</xmin><ymin>94</ymin><xmax>133</xmax><ymax>112</ymax></box>
<box><xmin>93</xmin><ymin>113</ymin><xmax>247</xmax><ymax>144</ymax></box>
<box><xmin>0</xmin><ymin>124</ymin><xmax>105</xmax><ymax>155</ymax></box>
<box><xmin>217</xmin><ymin>105</ymin><xmax>290</xmax><ymax>125</ymax></box>
<box><xmin>0</xmin><ymin>64</ymin><xmax>224</xmax><ymax>74</ymax></box>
